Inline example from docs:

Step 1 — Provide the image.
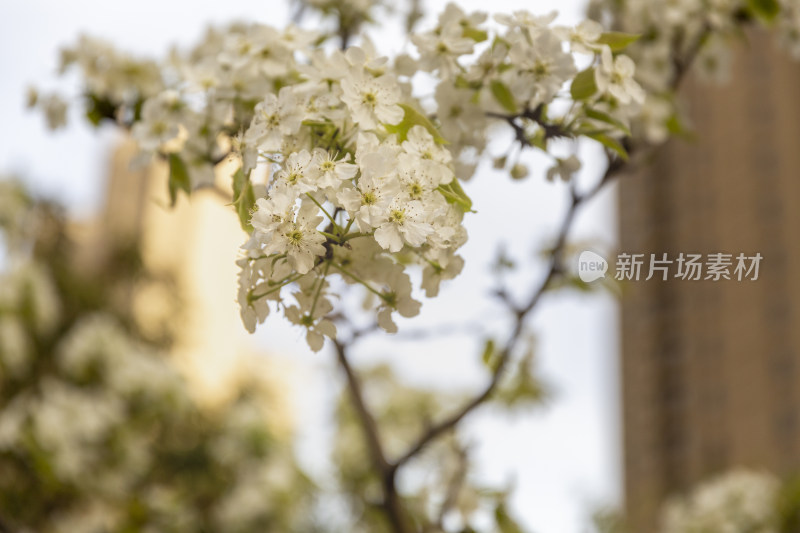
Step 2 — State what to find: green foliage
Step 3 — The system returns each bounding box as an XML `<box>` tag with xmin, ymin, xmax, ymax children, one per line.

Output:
<box><xmin>481</xmin><ymin>339</ymin><xmax>499</xmax><ymax>371</ymax></box>
<box><xmin>232</xmin><ymin>167</ymin><xmax>256</xmax><ymax>232</ymax></box>
<box><xmin>437</xmin><ymin>178</ymin><xmax>474</xmax><ymax>213</ymax></box>
<box><xmin>490</xmin><ymin>80</ymin><xmax>518</xmax><ymax>113</ymax></box>
<box><xmin>746</xmin><ymin>0</ymin><xmax>781</xmax><ymax>23</ymax></box>
<box><xmin>384</xmin><ymin>103</ymin><xmax>447</xmax><ymax>144</ymax></box>
<box><xmin>167</xmin><ymin>154</ymin><xmax>191</xmax><ymax>206</ymax></box>
<box><xmin>584</xmin><ymin>108</ymin><xmax>631</xmax><ymax>136</ymax></box>
<box><xmin>591</xmin><ymin>508</ymin><xmax>627</xmax><ymax>533</ymax></box>
<box><xmin>583</xmin><ymin>131</ymin><xmax>629</xmax><ymax>161</ymax></box>
<box><xmin>596</xmin><ymin>32</ymin><xmax>641</xmax><ymax>51</ymax></box>
<box><xmin>463</xmin><ymin>26</ymin><xmax>489</xmax><ymax>43</ymax></box>
<box><xmin>495</xmin><ymin>502</ymin><xmax>528</xmax><ymax>533</ymax></box>
<box><xmin>571</xmin><ymin>67</ymin><xmax>598</xmax><ymax>100</ymax></box>
<box><xmin>494</xmin><ymin>350</ymin><xmax>547</xmax><ymax>410</ymax></box>
<box><xmin>776</xmin><ymin>475</ymin><xmax>800</xmax><ymax>533</ymax></box>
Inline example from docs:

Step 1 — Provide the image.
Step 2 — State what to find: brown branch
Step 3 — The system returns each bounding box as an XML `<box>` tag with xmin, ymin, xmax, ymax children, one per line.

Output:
<box><xmin>333</xmin><ymin>339</ymin><xmax>412</xmax><ymax>533</ymax></box>
<box><xmin>486</xmin><ymin>103</ymin><xmax>569</xmax><ymax>145</ymax></box>
<box><xmin>333</xmin><ymin>20</ymin><xmax>714</xmax><ymax>529</ymax></box>
<box><xmin>670</xmin><ymin>24</ymin><xmax>713</xmax><ymax>89</ymax></box>
<box><xmin>391</xmin><ymin>17</ymin><xmax>713</xmax><ymax>471</ymax></box>
<box><xmin>391</xmin><ymin>156</ymin><xmax>625</xmax><ymax>471</ymax></box>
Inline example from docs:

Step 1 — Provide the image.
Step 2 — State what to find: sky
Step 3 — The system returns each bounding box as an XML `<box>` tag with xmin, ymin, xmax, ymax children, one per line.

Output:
<box><xmin>0</xmin><ymin>1</ymin><xmax>622</xmax><ymax>531</ymax></box>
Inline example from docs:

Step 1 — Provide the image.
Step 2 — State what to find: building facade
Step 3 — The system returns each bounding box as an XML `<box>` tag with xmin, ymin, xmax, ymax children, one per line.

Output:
<box><xmin>619</xmin><ymin>29</ymin><xmax>800</xmax><ymax>531</ymax></box>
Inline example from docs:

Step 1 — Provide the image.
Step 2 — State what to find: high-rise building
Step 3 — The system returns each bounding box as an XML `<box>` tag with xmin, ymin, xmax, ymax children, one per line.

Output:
<box><xmin>77</xmin><ymin>140</ymin><xmax>297</xmax><ymax>423</ymax></box>
<box><xmin>619</xmin><ymin>29</ymin><xmax>800</xmax><ymax>532</ymax></box>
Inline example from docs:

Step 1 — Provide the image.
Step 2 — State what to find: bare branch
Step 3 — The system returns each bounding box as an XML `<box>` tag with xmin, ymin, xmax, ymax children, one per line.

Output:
<box><xmin>391</xmin><ymin>157</ymin><xmax>625</xmax><ymax>471</ymax></box>
<box><xmin>333</xmin><ymin>339</ymin><xmax>412</xmax><ymax>533</ymax></box>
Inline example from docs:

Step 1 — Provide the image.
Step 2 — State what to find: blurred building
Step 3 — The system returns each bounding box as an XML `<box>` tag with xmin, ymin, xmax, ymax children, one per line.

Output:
<box><xmin>619</xmin><ymin>30</ymin><xmax>800</xmax><ymax>531</ymax></box>
<box><xmin>78</xmin><ymin>140</ymin><xmax>296</xmax><ymax>426</ymax></box>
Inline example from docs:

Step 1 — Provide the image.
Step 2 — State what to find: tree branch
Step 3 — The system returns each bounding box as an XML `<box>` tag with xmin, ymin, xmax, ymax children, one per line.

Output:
<box><xmin>333</xmin><ymin>339</ymin><xmax>412</xmax><ymax>533</ymax></box>
<box><xmin>335</xmin><ymin>21</ymin><xmax>713</xmax><ymax>528</ymax></box>
<box><xmin>392</xmin><ymin>155</ymin><xmax>626</xmax><ymax>471</ymax></box>
<box><xmin>391</xmin><ymin>19</ymin><xmax>711</xmax><ymax>470</ymax></box>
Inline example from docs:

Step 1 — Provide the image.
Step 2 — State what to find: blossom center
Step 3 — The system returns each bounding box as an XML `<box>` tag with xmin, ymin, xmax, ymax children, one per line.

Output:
<box><xmin>286</xmin><ymin>229</ymin><xmax>304</xmax><ymax>245</ymax></box>
<box><xmin>389</xmin><ymin>209</ymin><xmax>406</xmax><ymax>225</ymax></box>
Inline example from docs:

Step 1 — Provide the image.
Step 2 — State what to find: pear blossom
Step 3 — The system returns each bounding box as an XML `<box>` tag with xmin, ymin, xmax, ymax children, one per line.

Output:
<box><xmin>261</xmin><ymin>200</ymin><xmax>326</xmax><ymax>274</ymax></box>
<box><xmin>412</xmin><ymin>23</ymin><xmax>475</xmax><ymax>76</ymax></box>
<box><xmin>374</xmin><ymin>198</ymin><xmax>434</xmax><ymax>253</ymax></box>
<box><xmin>340</xmin><ymin>71</ymin><xmax>404</xmax><ymax>130</ymax></box>
<box><xmin>307</xmin><ymin>149</ymin><xmax>358</xmax><ymax>189</ymax></box>
<box><xmin>245</xmin><ymin>87</ymin><xmax>304</xmax><ymax>152</ymax></box>
<box><xmin>546</xmin><ymin>155</ymin><xmax>582</xmax><ymax>182</ymax></box>
<box><xmin>595</xmin><ymin>47</ymin><xmax>645</xmax><ymax>105</ymax></box>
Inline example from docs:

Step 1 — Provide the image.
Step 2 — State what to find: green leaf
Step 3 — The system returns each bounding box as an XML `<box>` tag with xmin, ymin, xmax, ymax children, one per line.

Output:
<box><xmin>495</xmin><ymin>503</ymin><xmax>526</xmax><ymax>533</ymax></box>
<box><xmin>462</xmin><ymin>26</ymin><xmax>488</xmax><ymax>43</ymax></box>
<box><xmin>747</xmin><ymin>0</ymin><xmax>780</xmax><ymax>22</ymax></box>
<box><xmin>167</xmin><ymin>154</ymin><xmax>191</xmax><ymax>206</ymax></box>
<box><xmin>585</xmin><ymin>131</ymin><xmax>629</xmax><ymax>161</ymax></box>
<box><xmin>494</xmin><ymin>351</ymin><xmax>546</xmax><ymax>409</ymax></box>
<box><xmin>85</xmin><ymin>94</ymin><xmax>117</xmax><ymax>127</ymax></box>
<box><xmin>489</xmin><ymin>80</ymin><xmax>517</xmax><ymax>114</ymax></box>
<box><xmin>231</xmin><ymin>167</ymin><xmax>256</xmax><ymax>232</ymax></box>
<box><xmin>384</xmin><ymin>103</ymin><xmax>447</xmax><ymax>144</ymax></box>
<box><xmin>481</xmin><ymin>339</ymin><xmax>497</xmax><ymax>370</ymax></box>
<box><xmin>665</xmin><ymin>113</ymin><xmax>694</xmax><ymax>140</ymax></box>
<box><xmin>437</xmin><ymin>178</ymin><xmax>474</xmax><ymax>213</ymax></box>
<box><xmin>570</xmin><ymin>67</ymin><xmax>598</xmax><ymax>101</ymax></box>
<box><xmin>596</xmin><ymin>31</ymin><xmax>641</xmax><ymax>51</ymax></box>
<box><xmin>584</xmin><ymin>108</ymin><xmax>631</xmax><ymax>136</ymax></box>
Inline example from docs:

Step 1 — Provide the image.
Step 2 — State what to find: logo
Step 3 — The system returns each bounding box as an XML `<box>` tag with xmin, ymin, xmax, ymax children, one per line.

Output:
<box><xmin>577</xmin><ymin>250</ymin><xmax>608</xmax><ymax>283</ymax></box>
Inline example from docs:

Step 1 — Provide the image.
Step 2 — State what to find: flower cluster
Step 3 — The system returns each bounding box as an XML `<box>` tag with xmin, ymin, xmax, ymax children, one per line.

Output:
<box><xmin>405</xmin><ymin>3</ymin><xmax>645</xmax><ymax>186</ymax></box>
<box><xmin>237</xmin><ymin>104</ymin><xmax>469</xmax><ymax>345</ymax></box>
<box><xmin>659</xmin><ymin>469</ymin><xmax>781</xmax><ymax>533</ymax></box>
<box><xmin>588</xmin><ymin>0</ymin><xmax>800</xmax><ymax>144</ymax></box>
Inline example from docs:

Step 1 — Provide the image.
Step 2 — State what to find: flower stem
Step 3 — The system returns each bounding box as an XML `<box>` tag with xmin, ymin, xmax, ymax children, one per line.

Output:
<box><xmin>306</xmin><ymin>193</ymin><xmax>338</xmax><ymax>228</ymax></box>
<box><xmin>309</xmin><ymin>261</ymin><xmax>331</xmax><ymax>317</ymax></box>
<box><xmin>330</xmin><ymin>262</ymin><xmax>386</xmax><ymax>302</ymax></box>
<box><xmin>249</xmin><ymin>273</ymin><xmax>304</xmax><ymax>302</ymax></box>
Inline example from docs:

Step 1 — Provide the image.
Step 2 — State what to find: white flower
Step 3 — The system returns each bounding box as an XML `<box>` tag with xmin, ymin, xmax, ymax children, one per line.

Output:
<box><xmin>494</xmin><ymin>10</ymin><xmax>557</xmax><ymax>30</ymax></box>
<box><xmin>131</xmin><ymin>90</ymin><xmax>184</xmax><ymax>152</ymax></box>
<box><xmin>412</xmin><ymin>23</ymin><xmax>475</xmax><ymax>77</ymax></box>
<box><xmin>546</xmin><ymin>155</ymin><xmax>581</xmax><ymax>182</ymax></box>
<box><xmin>307</xmin><ymin>148</ymin><xmax>358</xmax><ymax>189</ymax></box>
<box><xmin>40</xmin><ymin>93</ymin><xmax>68</xmax><ymax>130</ymax></box>
<box><xmin>340</xmin><ymin>71</ymin><xmax>404</xmax><ymax>130</ymax></box>
<box><xmin>402</xmin><ymin>125</ymin><xmax>452</xmax><ymax>166</ymax></box>
<box><xmin>555</xmin><ymin>20</ymin><xmax>603</xmax><ymax>54</ymax></box>
<box><xmin>506</xmin><ymin>29</ymin><xmax>577</xmax><ymax>107</ymax></box>
<box><xmin>251</xmin><ymin>192</ymin><xmax>295</xmax><ymax>240</ymax></box>
<box><xmin>244</xmin><ymin>87</ymin><xmax>304</xmax><ymax>152</ymax></box>
<box><xmin>421</xmin><ymin>254</ymin><xmax>464</xmax><ymax>297</ymax></box>
<box><xmin>263</xmin><ymin>200</ymin><xmax>326</xmax><ymax>274</ymax></box>
<box><xmin>595</xmin><ymin>47</ymin><xmax>646</xmax><ymax>105</ymax></box>
<box><xmin>338</xmin><ymin>153</ymin><xmax>400</xmax><ymax>232</ymax></box>
<box><xmin>437</xmin><ymin>3</ymin><xmax>487</xmax><ymax>30</ymax></box>
<box><xmin>374</xmin><ymin>197</ymin><xmax>433</xmax><ymax>253</ymax></box>
<box><xmin>272</xmin><ymin>149</ymin><xmax>316</xmax><ymax>193</ymax></box>
<box><xmin>660</xmin><ymin>470</ymin><xmax>780</xmax><ymax>533</ymax></box>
